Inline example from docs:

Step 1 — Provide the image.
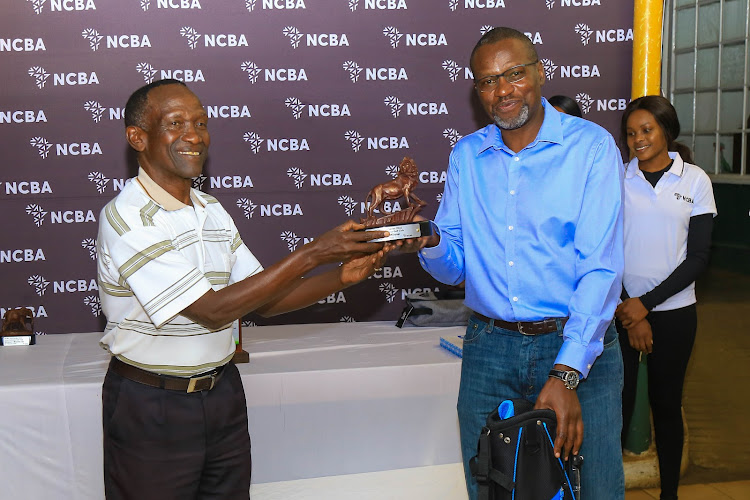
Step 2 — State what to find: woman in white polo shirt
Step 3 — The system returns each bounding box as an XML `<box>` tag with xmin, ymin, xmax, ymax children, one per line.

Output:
<box><xmin>616</xmin><ymin>95</ymin><xmax>717</xmax><ymax>500</ymax></box>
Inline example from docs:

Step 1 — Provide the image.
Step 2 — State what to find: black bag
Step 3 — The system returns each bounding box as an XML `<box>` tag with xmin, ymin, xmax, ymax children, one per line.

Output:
<box><xmin>470</xmin><ymin>399</ymin><xmax>582</xmax><ymax>500</ymax></box>
<box><xmin>395</xmin><ymin>289</ymin><xmax>471</xmax><ymax>328</ymax></box>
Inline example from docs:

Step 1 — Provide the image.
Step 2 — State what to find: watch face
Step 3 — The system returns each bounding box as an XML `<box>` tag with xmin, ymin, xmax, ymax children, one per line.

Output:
<box><xmin>564</xmin><ymin>371</ymin><xmax>579</xmax><ymax>389</ymax></box>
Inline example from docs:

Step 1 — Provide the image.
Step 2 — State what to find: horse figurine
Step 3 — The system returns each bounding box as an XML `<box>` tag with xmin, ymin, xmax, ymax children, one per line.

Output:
<box><xmin>364</xmin><ymin>157</ymin><xmax>426</xmax><ymax>222</ymax></box>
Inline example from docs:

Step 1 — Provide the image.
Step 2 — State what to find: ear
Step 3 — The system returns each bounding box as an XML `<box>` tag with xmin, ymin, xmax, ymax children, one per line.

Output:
<box><xmin>126</xmin><ymin>125</ymin><xmax>147</xmax><ymax>152</ymax></box>
<box><xmin>536</xmin><ymin>61</ymin><xmax>545</xmax><ymax>86</ymax></box>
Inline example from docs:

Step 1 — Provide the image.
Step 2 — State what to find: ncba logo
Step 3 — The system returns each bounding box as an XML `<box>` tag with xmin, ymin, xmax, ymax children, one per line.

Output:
<box><xmin>282</xmin><ymin>26</ymin><xmax>349</xmax><ymax>49</ymax></box>
<box><xmin>554</xmin><ymin>0</ymin><xmax>602</xmax><ymax>6</ymax></box>
<box><xmin>49</xmin><ymin>0</ymin><xmax>97</xmax><ymax>11</ymax></box>
<box><xmin>179</xmin><ymin>27</ymin><xmax>248</xmax><ymax>50</ymax></box>
<box><xmin>29</xmin><ymin>137</ymin><xmax>102</xmax><ymax>158</ymax></box>
<box><xmin>342</xmin><ymin>61</ymin><xmax>407</xmax><ymax>83</ymax></box>
<box><xmin>51</xmin><ymin>278</ymin><xmax>99</xmax><ymax>294</ymax></box>
<box><xmin>383</xmin><ymin>96</ymin><xmax>448</xmax><ymax>118</ymax></box>
<box><xmin>317</xmin><ymin>292</ymin><xmax>346</xmax><ymax>305</ymax></box>
<box><xmin>344</xmin><ymin>130</ymin><xmax>409</xmax><ymax>152</ymax></box>
<box><xmin>284</xmin><ymin>97</ymin><xmax>350</xmax><ymax>119</ymax></box>
<box><xmin>250</xmin><ymin>0</ymin><xmax>306</xmax><ymax>9</ymax></box>
<box><xmin>27</xmin><ymin>67</ymin><xmax>99</xmax><ymax>88</ymax></box>
<box><xmin>286</xmin><ymin>167</ymin><xmax>307</xmax><ymax>189</ymax></box>
<box><xmin>575</xmin><ymin>24</ymin><xmax>633</xmax><ymax>46</ymax></box>
<box><xmin>134</xmin><ymin>62</ymin><xmax>205</xmax><ymax>84</ymax></box>
<box><xmin>25</xmin><ymin>203</ymin><xmax>96</xmax><ymax>227</ymax></box>
<box><xmin>383</xmin><ymin>26</ymin><xmax>446</xmax><ymax>48</ymax></box>
<box><xmin>242</xmin><ymin>131</ymin><xmax>309</xmax><ymax>153</ymax></box>
<box><xmin>280</xmin><ymin>230</ymin><xmax>315</xmax><ymax>252</ymax></box>
<box><xmin>450</xmin><ymin>0</ymin><xmax>505</xmax><ymax>11</ymax></box>
<box><xmin>367</xmin><ymin>266</ymin><xmax>403</xmax><ymax>279</ymax></box>
<box><xmin>443</xmin><ymin>128</ymin><xmax>463</xmax><ymax>147</ymax></box>
<box><xmin>0</xmin><ymin>110</ymin><xmax>47</xmax><ymax>124</ymax></box>
<box><xmin>241</xmin><ymin>61</ymin><xmax>308</xmax><ymax>84</ymax></box>
<box><xmin>206</xmin><ymin>105</ymin><xmax>251</xmax><ymax>119</ymax></box>
<box><xmin>338</xmin><ymin>195</ymin><xmax>357</xmax><ymax>216</ymax></box>
<box><xmin>81</xmin><ymin>28</ymin><xmax>151</xmax><ymax>51</ymax></box>
<box><xmin>379</xmin><ymin>282</ymin><xmax>398</xmax><ymax>303</ymax></box>
<box><xmin>0</xmin><ymin>248</ymin><xmax>46</xmax><ymax>263</ymax></box>
<box><xmin>236</xmin><ymin>198</ymin><xmax>257</xmax><ymax>219</ymax></box>
<box><xmin>140</xmin><ymin>0</ymin><xmax>203</xmax><ymax>9</ymax></box>
<box><xmin>88</xmin><ymin>171</ymin><xmax>110</xmax><ymax>193</ymax></box>
<box><xmin>541</xmin><ymin>59</ymin><xmax>600</xmax><ymax>79</ymax></box>
<box><xmin>475</xmin><ymin>26</ymin><xmax>543</xmax><ymax>45</ymax></box>
<box><xmin>574</xmin><ymin>93</ymin><xmax>629</xmax><ymax>113</ymax></box>
<box><xmin>3</xmin><ymin>180</ymin><xmax>53</xmax><ymax>195</ymax></box>
<box><xmin>0</xmin><ymin>38</ymin><xmax>46</xmax><ymax>51</ymax></box>
<box><xmin>193</xmin><ymin>174</ymin><xmax>254</xmax><ymax>190</ymax></box>
<box><xmin>349</xmin><ymin>0</ymin><xmax>407</xmax><ymax>10</ymax></box>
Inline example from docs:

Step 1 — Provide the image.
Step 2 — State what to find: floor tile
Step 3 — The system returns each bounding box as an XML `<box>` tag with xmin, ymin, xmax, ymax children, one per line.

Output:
<box><xmin>711</xmin><ymin>480</ymin><xmax>750</xmax><ymax>499</ymax></box>
<box><xmin>625</xmin><ymin>489</ymin><xmax>658</xmax><ymax>499</ymax></box>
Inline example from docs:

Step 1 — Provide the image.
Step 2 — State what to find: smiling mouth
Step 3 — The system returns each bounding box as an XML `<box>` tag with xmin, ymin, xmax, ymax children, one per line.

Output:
<box><xmin>635</xmin><ymin>145</ymin><xmax>649</xmax><ymax>152</ymax></box>
<box><xmin>179</xmin><ymin>151</ymin><xmax>202</xmax><ymax>156</ymax></box>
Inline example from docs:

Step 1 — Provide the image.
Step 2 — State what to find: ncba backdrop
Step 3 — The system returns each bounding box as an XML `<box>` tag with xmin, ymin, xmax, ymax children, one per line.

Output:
<box><xmin>1</xmin><ymin>0</ymin><xmax>633</xmax><ymax>334</ymax></box>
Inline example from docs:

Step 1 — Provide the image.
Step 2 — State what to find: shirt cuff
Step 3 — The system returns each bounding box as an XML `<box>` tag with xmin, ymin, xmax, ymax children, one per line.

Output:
<box><xmin>554</xmin><ymin>340</ymin><xmax>598</xmax><ymax>379</ymax></box>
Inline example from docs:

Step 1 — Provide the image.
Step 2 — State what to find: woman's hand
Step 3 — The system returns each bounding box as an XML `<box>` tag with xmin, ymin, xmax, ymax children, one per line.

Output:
<box><xmin>626</xmin><ymin>318</ymin><xmax>653</xmax><ymax>354</ymax></box>
<box><xmin>615</xmin><ymin>297</ymin><xmax>649</xmax><ymax>329</ymax></box>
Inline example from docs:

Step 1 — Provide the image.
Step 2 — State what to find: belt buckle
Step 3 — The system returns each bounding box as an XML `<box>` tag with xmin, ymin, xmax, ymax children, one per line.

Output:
<box><xmin>186</xmin><ymin>373</ymin><xmax>216</xmax><ymax>393</ymax></box>
<box><xmin>517</xmin><ymin>322</ymin><xmax>529</xmax><ymax>335</ymax></box>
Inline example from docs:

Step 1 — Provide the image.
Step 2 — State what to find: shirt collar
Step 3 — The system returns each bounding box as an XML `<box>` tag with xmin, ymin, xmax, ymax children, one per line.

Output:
<box><xmin>477</xmin><ymin>98</ymin><xmax>563</xmax><ymax>156</ymax></box>
<box><xmin>136</xmin><ymin>167</ymin><xmax>205</xmax><ymax>211</ymax></box>
<box><xmin>624</xmin><ymin>151</ymin><xmax>685</xmax><ymax>179</ymax></box>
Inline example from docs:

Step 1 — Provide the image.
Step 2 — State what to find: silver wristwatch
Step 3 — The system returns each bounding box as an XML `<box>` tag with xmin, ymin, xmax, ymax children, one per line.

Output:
<box><xmin>548</xmin><ymin>369</ymin><xmax>580</xmax><ymax>390</ymax></box>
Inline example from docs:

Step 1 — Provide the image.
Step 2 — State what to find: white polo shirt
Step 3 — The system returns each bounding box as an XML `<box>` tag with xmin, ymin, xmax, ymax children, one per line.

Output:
<box><xmin>622</xmin><ymin>152</ymin><xmax>717</xmax><ymax>312</ymax></box>
<box><xmin>97</xmin><ymin>168</ymin><xmax>263</xmax><ymax>376</ymax></box>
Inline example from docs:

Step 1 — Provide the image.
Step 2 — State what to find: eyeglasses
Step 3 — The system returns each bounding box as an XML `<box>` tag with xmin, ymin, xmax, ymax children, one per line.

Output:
<box><xmin>474</xmin><ymin>61</ymin><xmax>539</xmax><ymax>93</ymax></box>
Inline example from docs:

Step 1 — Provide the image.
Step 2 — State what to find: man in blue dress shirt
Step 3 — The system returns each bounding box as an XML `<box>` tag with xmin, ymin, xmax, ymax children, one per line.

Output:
<box><xmin>401</xmin><ymin>27</ymin><xmax>625</xmax><ymax>499</ymax></box>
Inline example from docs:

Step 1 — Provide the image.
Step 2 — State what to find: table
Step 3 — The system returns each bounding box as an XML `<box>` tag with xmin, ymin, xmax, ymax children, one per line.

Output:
<box><xmin>0</xmin><ymin>322</ymin><xmax>467</xmax><ymax>499</ymax></box>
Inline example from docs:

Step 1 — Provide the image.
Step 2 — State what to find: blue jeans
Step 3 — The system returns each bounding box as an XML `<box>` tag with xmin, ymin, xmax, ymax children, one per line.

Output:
<box><xmin>457</xmin><ymin>316</ymin><xmax>624</xmax><ymax>500</ymax></box>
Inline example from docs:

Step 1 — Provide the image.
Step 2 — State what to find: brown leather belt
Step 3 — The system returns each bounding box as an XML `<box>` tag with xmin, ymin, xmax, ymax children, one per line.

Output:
<box><xmin>473</xmin><ymin>313</ymin><xmax>567</xmax><ymax>335</ymax></box>
<box><xmin>110</xmin><ymin>357</ymin><xmax>225</xmax><ymax>393</ymax></box>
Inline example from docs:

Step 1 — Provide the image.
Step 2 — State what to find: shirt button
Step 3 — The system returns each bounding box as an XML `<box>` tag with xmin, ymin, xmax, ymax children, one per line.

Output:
<box><xmin>513</xmin><ymin>157</ymin><xmax>520</xmax><ymax>162</ymax></box>
<box><xmin>512</xmin><ymin>296</ymin><xmax>518</xmax><ymax>302</ymax></box>
<box><xmin>510</xmin><ymin>190</ymin><xmax>515</xmax><ymax>195</ymax></box>
<box><xmin>587</xmin><ymin>364</ymin><xmax>592</xmax><ymax>370</ymax></box>
<box><xmin>508</xmin><ymin>225</ymin><xmax>514</xmax><ymax>231</ymax></box>
<box><xmin>509</xmin><ymin>261</ymin><xmax>514</xmax><ymax>267</ymax></box>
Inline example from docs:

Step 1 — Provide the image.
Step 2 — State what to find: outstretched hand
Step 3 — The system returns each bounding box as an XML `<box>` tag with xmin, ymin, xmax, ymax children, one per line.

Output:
<box><xmin>310</xmin><ymin>221</ymin><xmax>388</xmax><ymax>265</ymax></box>
<box><xmin>391</xmin><ymin>216</ymin><xmax>440</xmax><ymax>253</ymax></box>
<box><xmin>534</xmin><ymin>365</ymin><xmax>583</xmax><ymax>461</ymax></box>
<box><xmin>339</xmin><ymin>246</ymin><xmax>392</xmax><ymax>285</ymax></box>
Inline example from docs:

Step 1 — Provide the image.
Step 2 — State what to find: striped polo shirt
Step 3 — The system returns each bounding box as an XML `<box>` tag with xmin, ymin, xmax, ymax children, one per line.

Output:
<box><xmin>97</xmin><ymin>168</ymin><xmax>262</xmax><ymax>376</ymax></box>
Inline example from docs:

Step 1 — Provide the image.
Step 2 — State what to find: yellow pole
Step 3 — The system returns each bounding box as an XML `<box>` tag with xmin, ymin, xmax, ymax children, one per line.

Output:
<box><xmin>631</xmin><ymin>0</ymin><xmax>664</xmax><ymax>99</ymax></box>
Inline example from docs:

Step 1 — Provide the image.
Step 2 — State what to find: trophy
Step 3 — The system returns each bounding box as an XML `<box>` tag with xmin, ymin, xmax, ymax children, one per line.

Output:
<box><xmin>1</xmin><ymin>307</ymin><xmax>36</xmax><ymax>346</ymax></box>
<box><xmin>360</xmin><ymin>156</ymin><xmax>433</xmax><ymax>242</ymax></box>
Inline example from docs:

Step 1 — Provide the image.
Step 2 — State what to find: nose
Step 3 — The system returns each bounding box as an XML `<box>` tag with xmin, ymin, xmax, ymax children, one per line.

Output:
<box><xmin>492</xmin><ymin>77</ymin><xmax>514</xmax><ymax>98</ymax></box>
<box><xmin>181</xmin><ymin>124</ymin><xmax>203</xmax><ymax>144</ymax></box>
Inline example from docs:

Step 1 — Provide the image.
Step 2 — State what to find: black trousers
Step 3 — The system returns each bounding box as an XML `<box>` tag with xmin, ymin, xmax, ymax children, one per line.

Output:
<box><xmin>619</xmin><ymin>304</ymin><xmax>697</xmax><ymax>500</ymax></box>
<box><xmin>103</xmin><ymin>360</ymin><xmax>252</xmax><ymax>500</ymax></box>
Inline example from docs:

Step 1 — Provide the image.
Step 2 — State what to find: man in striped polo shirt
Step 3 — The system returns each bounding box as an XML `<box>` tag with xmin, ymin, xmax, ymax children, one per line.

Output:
<box><xmin>96</xmin><ymin>79</ymin><xmax>388</xmax><ymax>499</ymax></box>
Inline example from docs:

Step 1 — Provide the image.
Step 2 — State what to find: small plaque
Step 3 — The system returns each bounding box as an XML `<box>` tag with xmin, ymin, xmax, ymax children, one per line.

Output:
<box><xmin>360</xmin><ymin>156</ymin><xmax>433</xmax><ymax>242</ymax></box>
<box><xmin>1</xmin><ymin>335</ymin><xmax>33</xmax><ymax>347</ymax></box>
<box><xmin>362</xmin><ymin>220</ymin><xmax>433</xmax><ymax>242</ymax></box>
<box><xmin>1</xmin><ymin>307</ymin><xmax>35</xmax><ymax>347</ymax></box>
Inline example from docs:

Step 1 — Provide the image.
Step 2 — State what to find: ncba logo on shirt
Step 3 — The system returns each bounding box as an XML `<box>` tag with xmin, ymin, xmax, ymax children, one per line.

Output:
<box><xmin>179</xmin><ymin>27</ymin><xmax>248</xmax><ymax>50</ymax></box>
<box><xmin>241</xmin><ymin>61</ymin><xmax>308</xmax><ymax>84</ymax></box>
<box><xmin>342</xmin><ymin>61</ymin><xmax>408</xmax><ymax>83</ymax></box>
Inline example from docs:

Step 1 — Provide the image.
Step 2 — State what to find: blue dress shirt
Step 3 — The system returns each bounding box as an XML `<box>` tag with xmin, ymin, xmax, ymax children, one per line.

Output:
<box><xmin>419</xmin><ymin>100</ymin><xmax>624</xmax><ymax>377</ymax></box>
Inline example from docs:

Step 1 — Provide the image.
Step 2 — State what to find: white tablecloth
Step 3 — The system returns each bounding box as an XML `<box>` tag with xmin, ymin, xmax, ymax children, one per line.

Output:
<box><xmin>0</xmin><ymin>322</ymin><xmax>466</xmax><ymax>499</ymax></box>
